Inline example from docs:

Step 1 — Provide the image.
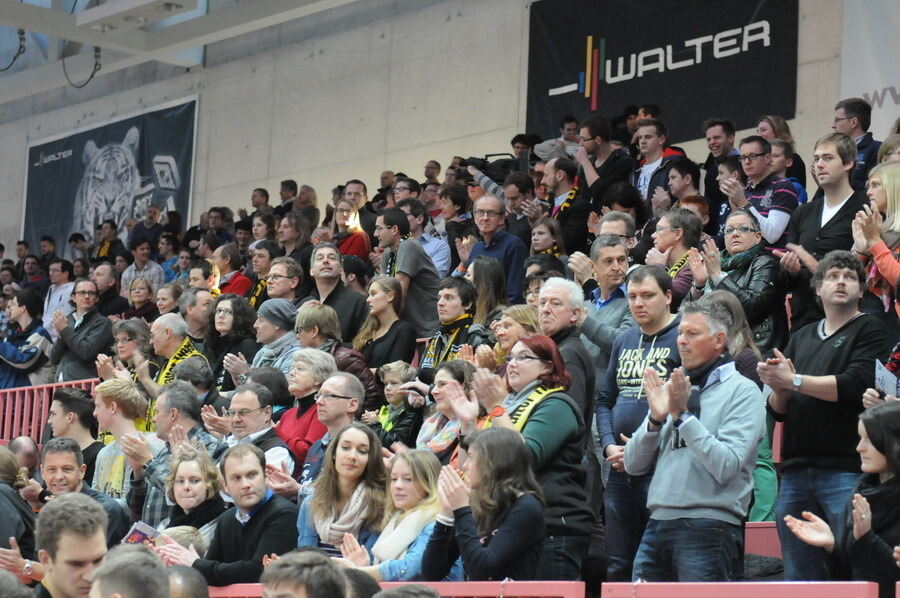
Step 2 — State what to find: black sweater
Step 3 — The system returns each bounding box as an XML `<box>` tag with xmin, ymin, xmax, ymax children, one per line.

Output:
<box><xmin>193</xmin><ymin>494</ymin><xmax>299</xmax><ymax>585</ymax></box>
<box><xmin>421</xmin><ymin>494</ymin><xmax>545</xmax><ymax>581</ymax></box>
<box><xmin>784</xmin><ymin>190</ymin><xmax>869</xmax><ymax>330</ymax></box>
<box><xmin>771</xmin><ymin>314</ymin><xmax>891</xmax><ymax>472</ymax></box>
<box><xmin>361</xmin><ymin>319</ymin><xmax>418</xmax><ymax>370</ymax></box>
<box><xmin>832</xmin><ymin>475</ymin><xmax>900</xmax><ymax>598</ymax></box>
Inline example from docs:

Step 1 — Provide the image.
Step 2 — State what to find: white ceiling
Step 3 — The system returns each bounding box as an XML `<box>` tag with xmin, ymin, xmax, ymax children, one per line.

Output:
<box><xmin>0</xmin><ymin>0</ymin><xmax>360</xmax><ymax>105</ymax></box>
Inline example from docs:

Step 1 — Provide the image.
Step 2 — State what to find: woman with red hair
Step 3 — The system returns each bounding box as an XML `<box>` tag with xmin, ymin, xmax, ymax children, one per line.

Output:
<box><xmin>451</xmin><ymin>334</ymin><xmax>593</xmax><ymax>580</ymax></box>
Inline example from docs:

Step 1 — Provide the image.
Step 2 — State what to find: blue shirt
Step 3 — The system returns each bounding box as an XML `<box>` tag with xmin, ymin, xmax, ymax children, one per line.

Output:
<box><xmin>465</xmin><ymin>229</ymin><xmax>528</xmax><ymax>303</ymax></box>
<box><xmin>419</xmin><ymin>234</ymin><xmax>451</xmax><ymax>279</ymax></box>
<box><xmin>589</xmin><ymin>284</ymin><xmax>626</xmax><ymax>310</ymax></box>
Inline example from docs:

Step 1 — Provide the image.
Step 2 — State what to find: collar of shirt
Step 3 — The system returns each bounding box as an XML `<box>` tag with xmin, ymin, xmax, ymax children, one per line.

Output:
<box><xmin>220</xmin><ymin>270</ymin><xmax>237</xmax><ymax>284</ymax></box>
<box><xmin>589</xmin><ymin>284</ymin><xmax>626</xmax><ymax>309</ymax></box>
<box><xmin>480</xmin><ymin>228</ymin><xmax>508</xmax><ymax>249</ymax></box>
<box><xmin>235</xmin><ymin>488</ymin><xmax>274</xmax><ymax>525</ymax></box>
<box><xmin>854</xmin><ymin>134</ymin><xmax>866</xmax><ymax>145</ymax></box>
<box><xmin>228</xmin><ymin>426</ymin><xmax>274</xmax><ymax>446</ymax></box>
<box><xmin>702</xmin><ymin>361</ymin><xmax>736</xmax><ymax>390</ymax></box>
<box><xmin>746</xmin><ymin>172</ymin><xmax>777</xmax><ymax>191</ymax></box>
<box><xmin>553</xmin><ymin>192</ymin><xmax>568</xmax><ymax>208</ymax></box>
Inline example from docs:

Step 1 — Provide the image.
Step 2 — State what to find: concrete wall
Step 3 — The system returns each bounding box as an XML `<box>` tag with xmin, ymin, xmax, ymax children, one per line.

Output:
<box><xmin>0</xmin><ymin>0</ymin><xmax>842</xmax><ymax>245</ymax></box>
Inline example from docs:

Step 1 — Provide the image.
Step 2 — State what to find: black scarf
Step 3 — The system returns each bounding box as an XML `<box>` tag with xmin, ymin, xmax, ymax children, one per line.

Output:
<box><xmin>167</xmin><ymin>494</ymin><xmax>227</xmax><ymax>530</ymax></box>
<box><xmin>848</xmin><ymin>474</ymin><xmax>900</xmax><ymax>545</ymax></box>
<box><xmin>684</xmin><ymin>351</ymin><xmax>734</xmax><ymax>418</ymax></box>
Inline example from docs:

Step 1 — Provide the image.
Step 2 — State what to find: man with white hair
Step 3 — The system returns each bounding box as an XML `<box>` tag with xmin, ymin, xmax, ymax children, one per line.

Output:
<box><xmin>538</xmin><ymin>277</ymin><xmax>594</xmax><ymax>423</ymax></box>
<box><xmin>140</xmin><ymin>313</ymin><xmax>205</xmax><ymax>401</ymax></box>
<box><xmin>625</xmin><ymin>294</ymin><xmax>764</xmax><ymax>582</ymax></box>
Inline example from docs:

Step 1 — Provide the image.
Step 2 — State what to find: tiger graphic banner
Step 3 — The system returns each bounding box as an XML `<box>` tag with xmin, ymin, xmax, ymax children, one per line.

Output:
<box><xmin>23</xmin><ymin>98</ymin><xmax>196</xmax><ymax>257</ymax></box>
<box><xmin>525</xmin><ymin>0</ymin><xmax>798</xmax><ymax>143</ymax></box>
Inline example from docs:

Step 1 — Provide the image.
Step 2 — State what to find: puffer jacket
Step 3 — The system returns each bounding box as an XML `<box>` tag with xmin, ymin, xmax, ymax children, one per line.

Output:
<box><xmin>321</xmin><ymin>340</ymin><xmax>382</xmax><ymax>412</ymax></box>
<box><xmin>709</xmin><ymin>251</ymin><xmax>787</xmax><ymax>354</ymax></box>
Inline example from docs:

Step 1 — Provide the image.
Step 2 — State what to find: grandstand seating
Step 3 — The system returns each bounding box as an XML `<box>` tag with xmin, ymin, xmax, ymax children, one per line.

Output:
<box><xmin>208</xmin><ymin>581</ymin><xmax>586</xmax><ymax>598</ymax></box>
<box><xmin>600</xmin><ymin>581</ymin><xmax>879</xmax><ymax>598</ymax></box>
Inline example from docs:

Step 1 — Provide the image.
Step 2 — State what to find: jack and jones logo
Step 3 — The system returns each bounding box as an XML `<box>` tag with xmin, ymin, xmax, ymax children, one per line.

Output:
<box><xmin>548</xmin><ymin>20</ymin><xmax>772</xmax><ymax>109</ymax></box>
<box><xmin>32</xmin><ymin>148</ymin><xmax>73</xmax><ymax>167</ymax></box>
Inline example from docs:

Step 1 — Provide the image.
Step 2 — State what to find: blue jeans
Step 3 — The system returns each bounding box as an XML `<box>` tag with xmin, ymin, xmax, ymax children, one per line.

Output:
<box><xmin>603</xmin><ymin>469</ymin><xmax>651</xmax><ymax>581</ymax></box>
<box><xmin>775</xmin><ymin>467</ymin><xmax>860</xmax><ymax>580</ymax></box>
<box><xmin>536</xmin><ymin>534</ymin><xmax>590</xmax><ymax>581</ymax></box>
<box><xmin>632</xmin><ymin>518</ymin><xmax>744</xmax><ymax>581</ymax></box>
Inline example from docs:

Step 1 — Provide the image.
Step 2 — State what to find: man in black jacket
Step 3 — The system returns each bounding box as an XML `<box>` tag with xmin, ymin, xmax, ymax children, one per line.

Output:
<box><xmin>90</xmin><ymin>263</ymin><xmax>129</xmax><ymax>317</ymax></box>
<box><xmin>775</xmin><ymin>133</ymin><xmax>870</xmax><ymax>330</ymax></box>
<box><xmin>575</xmin><ymin>113</ymin><xmax>634</xmax><ymax>212</ymax></box>
<box><xmin>759</xmin><ymin>251</ymin><xmax>891</xmax><ymax>582</ymax></box>
<box><xmin>542</xmin><ymin>157</ymin><xmax>592</xmax><ymax>255</ymax></box>
<box><xmin>701</xmin><ymin>118</ymin><xmax>738</xmax><ymax>235</ymax></box>
<box><xmin>298</xmin><ymin>242</ymin><xmax>368</xmax><ymax>343</ymax></box>
<box><xmin>832</xmin><ymin>97</ymin><xmax>881</xmax><ymax>191</ymax></box>
<box><xmin>219</xmin><ymin>382</ymin><xmax>293</xmax><ymax>474</ymax></box>
<box><xmin>157</xmin><ymin>443</ymin><xmax>299</xmax><ymax>585</ymax></box>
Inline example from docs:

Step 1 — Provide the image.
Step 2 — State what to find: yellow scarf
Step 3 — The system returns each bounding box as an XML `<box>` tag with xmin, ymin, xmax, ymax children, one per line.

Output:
<box><xmin>484</xmin><ymin>385</ymin><xmax>564</xmax><ymax>431</ymax></box>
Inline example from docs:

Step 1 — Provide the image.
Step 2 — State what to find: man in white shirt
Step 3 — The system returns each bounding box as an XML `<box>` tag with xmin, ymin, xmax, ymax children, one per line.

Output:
<box><xmin>220</xmin><ymin>382</ymin><xmax>294</xmax><ymax>474</ymax></box>
<box><xmin>42</xmin><ymin>259</ymin><xmax>75</xmax><ymax>343</ymax></box>
<box><xmin>119</xmin><ymin>237</ymin><xmax>165</xmax><ymax>298</ymax></box>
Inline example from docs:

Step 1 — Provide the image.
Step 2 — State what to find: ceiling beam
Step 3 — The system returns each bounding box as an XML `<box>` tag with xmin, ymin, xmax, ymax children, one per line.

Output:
<box><xmin>0</xmin><ymin>0</ymin><xmax>360</xmax><ymax>106</ymax></box>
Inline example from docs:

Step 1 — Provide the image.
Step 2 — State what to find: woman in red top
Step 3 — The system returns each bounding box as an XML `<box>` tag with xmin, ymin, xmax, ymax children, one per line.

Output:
<box><xmin>274</xmin><ymin>348</ymin><xmax>337</xmax><ymax>466</ymax></box>
<box><xmin>331</xmin><ymin>197</ymin><xmax>371</xmax><ymax>261</ymax></box>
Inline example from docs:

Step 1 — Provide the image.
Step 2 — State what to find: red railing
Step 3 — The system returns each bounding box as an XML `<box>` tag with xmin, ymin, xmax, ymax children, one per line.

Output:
<box><xmin>0</xmin><ymin>378</ymin><xmax>99</xmax><ymax>443</ymax></box>
<box><xmin>601</xmin><ymin>581</ymin><xmax>879</xmax><ymax>598</ymax></box>
<box><xmin>209</xmin><ymin>581</ymin><xmax>585</xmax><ymax>598</ymax></box>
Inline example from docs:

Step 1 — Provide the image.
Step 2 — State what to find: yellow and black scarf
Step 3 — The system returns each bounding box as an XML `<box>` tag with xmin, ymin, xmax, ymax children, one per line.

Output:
<box><xmin>248</xmin><ymin>278</ymin><xmax>268</xmax><ymax>308</ymax></box>
<box><xmin>385</xmin><ymin>235</ymin><xmax>413</xmax><ymax>276</ymax></box>
<box><xmin>485</xmin><ymin>385</ymin><xmax>565</xmax><ymax>431</ymax></box>
<box><xmin>420</xmin><ymin>314</ymin><xmax>472</xmax><ymax>370</ymax></box>
<box><xmin>667</xmin><ymin>250</ymin><xmax>691</xmax><ymax>279</ymax></box>
<box><xmin>552</xmin><ymin>187</ymin><xmax>578</xmax><ymax>218</ymax></box>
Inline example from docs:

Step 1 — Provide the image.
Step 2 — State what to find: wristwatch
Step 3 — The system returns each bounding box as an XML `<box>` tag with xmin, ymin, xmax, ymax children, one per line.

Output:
<box><xmin>673</xmin><ymin>412</ymin><xmax>694</xmax><ymax>429</ymax></box>
<box><xmin>792</xmin><ymin>374</ymin><xmax>803</xmax><ymax>391</ymax></box>
<box><xmin>490</xmin><ymin>405</ymin><xmax>507</xmax><ymax>418</ymax></box>
<box><xmin>22</xmin><ymin>560</ymin><xmax>34</xmax><ymax>577</ymax></box>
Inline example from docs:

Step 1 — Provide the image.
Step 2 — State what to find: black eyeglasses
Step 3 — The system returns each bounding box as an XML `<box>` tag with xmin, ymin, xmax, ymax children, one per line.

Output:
<box><xmin>739</xmin><ymin>152</ymin><xmax>767</xmax><ymax>162</ymax></box>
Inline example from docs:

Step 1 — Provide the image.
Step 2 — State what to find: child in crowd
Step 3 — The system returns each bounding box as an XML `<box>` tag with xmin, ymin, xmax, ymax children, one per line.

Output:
<box><xmin>363</xmin><ymin>361</ymin><xmax>423</xmax><ymax>449</ymax></box>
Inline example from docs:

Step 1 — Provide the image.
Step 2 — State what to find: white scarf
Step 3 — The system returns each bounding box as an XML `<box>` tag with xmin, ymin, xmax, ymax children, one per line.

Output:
<box><xmin>371</xmin><ymin>508</ymin><xmax>436</xmax><ymax>564</ymax></box>
<box><xmin>314</xmin><ymin>483</ymin><xmax>369</xmax><ymax>547</ymax></box>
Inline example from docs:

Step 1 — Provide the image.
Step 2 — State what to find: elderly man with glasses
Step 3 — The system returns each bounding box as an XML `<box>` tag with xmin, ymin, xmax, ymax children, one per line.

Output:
<box><xmin>217</xmin><ymin>381</ymin><xmax>294</xmax><ymax>475</ymax></box>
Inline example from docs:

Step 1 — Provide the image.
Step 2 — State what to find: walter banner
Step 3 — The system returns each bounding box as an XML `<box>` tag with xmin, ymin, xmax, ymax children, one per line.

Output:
<box><xmin>526</xmin><ymin>0</ymin><xmax>799</xmax><ymax>143</ymax></box>
<box><xmin>23</xmin><ymin>98</ymin><xmax>196</xmax><ymax>257</ymax></box>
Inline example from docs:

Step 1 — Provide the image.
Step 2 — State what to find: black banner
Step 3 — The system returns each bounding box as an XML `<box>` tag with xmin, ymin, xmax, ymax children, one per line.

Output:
<box><xmin>526</xmin><ymin>0</ymin><xmax>798</xmax><ymax>143</ymax></box>
<box><xmin>24</xmin><ymin>99</ymin><xmax>196</xmax><ymax>256</ymax></box>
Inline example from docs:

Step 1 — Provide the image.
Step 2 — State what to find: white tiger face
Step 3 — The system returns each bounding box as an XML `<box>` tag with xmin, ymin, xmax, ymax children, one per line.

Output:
<box><xmin>70</xmin><ymin>126</ymin><xmax>140</xmax><ymax>244</ymax></box>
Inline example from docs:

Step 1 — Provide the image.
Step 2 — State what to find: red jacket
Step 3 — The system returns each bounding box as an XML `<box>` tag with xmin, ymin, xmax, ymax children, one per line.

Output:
<box><xmin>275</xmin><ymin>399</ymin><xmax>326</xmax><ymax>466</ymax></box>
<box><xmin>337</xmin><ymin>231</ymin><xmax>371</xmax><ymax>262</ymax></box>
<box><xmin>220</xmin><ymin>272</ymin><xmax>253</xmax><ymax>296</ymax></box>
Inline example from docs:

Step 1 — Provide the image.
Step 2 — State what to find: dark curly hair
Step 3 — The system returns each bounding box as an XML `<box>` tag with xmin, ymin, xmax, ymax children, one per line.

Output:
<box><xmin>204</xmin><ymin>293</ymin><xmax>258</xmax><ymax>354</ymax></box>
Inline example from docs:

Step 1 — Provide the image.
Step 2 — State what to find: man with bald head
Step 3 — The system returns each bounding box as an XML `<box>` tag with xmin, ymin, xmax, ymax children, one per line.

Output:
<box><xmin>139</xmin><ymin>313</ymin><xmax>205</xmax><ymax>401</ymax></box>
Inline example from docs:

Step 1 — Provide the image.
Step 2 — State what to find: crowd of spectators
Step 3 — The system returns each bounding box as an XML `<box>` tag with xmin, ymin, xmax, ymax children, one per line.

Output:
<box><xmin>1</xmin><ymin>96</ymin><xmax>900</xmax><ymax>598</ymax></box>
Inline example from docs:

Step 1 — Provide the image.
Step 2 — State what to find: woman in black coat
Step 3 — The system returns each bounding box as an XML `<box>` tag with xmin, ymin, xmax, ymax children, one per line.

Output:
<box><xmin>785</xmin><ymin>401</ymin><xmax>900</xmax><ymax>598</ymax></box>
<box><xmin>0</xmin><ymin>446</ymin><xmax>36</xmax><ymax>564</ymax></box>
<box><xmin>688</xmin><ymin>208</ymin><xmax>787</xmax><ymax>354</ymax></box>
<box><xmin>204</xmin><ymin>294</ymin><xmax>259</xmax><ymax>391</ymax></box>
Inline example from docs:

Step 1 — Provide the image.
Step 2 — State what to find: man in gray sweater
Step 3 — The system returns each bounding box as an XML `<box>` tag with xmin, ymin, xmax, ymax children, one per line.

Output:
<box><xmin>624</xmin><ymin>295</ymin><xmax>764</xmax><ymax>582</ymax></box>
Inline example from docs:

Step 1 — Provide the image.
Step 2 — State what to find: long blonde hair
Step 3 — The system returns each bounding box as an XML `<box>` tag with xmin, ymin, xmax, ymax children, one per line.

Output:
<box><xmin>352</xmin><ymin>277</ymin><xmax>403</xmax><ymax>351</ymax></box>
<box><xmin>309</xmin><ymin>423</ymin><xmax>387</xmax><ymax>532</ymax></box>
<box><xmin>0</xmin><ymin>446</ymin><xmax>28</xmax><ymax>489</ymax></box>
<box><xmin>330</xmin><ymin>198</ymin><xmax>362</xmax><ymax>237</ymax></box>
<box><xmin>757</xmin><ymin>114</ymin><xmax>796</xmax><ymax>147</ymax></box>
<box><xmin>381</xmin><ymin>450</ymin><xmax>441</xmax><ymax>529</ymax></box>
<box><xmin>869</xmin><ymin>162</ymin><xmax>900</xmax><ymax>234</ymax></box>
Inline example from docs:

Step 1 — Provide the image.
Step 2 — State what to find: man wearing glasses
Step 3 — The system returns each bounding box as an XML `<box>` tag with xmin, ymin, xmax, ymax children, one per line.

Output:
<box><xmin>42</xmin><ymin>259</ymin><xmax>74</xmax><ymax>343</ymax></box>
<box><xmin>295</xmin><ymin>372</ymin><xmax>363</xmax><ymax>502</ymax></box>
<box><xmin>50</xmin><ymin>279</ymin><xmax>112</xmax><ymax>381</ymax></box>
<box><xmin>719</xmin><ymin>135</ymin><xmax>798</xmax><ymax>249</ymax></box>
<box><xmin>220</xmin><ymin>382</ymin><xmax>294</xmax><ymax>475</ymax></box>
<box><xmin>458</xmin><ymin>194</ymin><xmax>527</xmax><ymax>303</ymax></box>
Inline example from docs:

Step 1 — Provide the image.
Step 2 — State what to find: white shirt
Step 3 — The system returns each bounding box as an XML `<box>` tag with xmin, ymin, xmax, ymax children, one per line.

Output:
<box><xmin>820</xmin><ymin>193</ymin><xmax>853</xmax><ymax>227</ymax></box>
<box><xmin>638</xmin><ymin>157</ymin><xmax>663</xmax><ymax>199</ymax></box>
<box><xmin>226</xmin><ymin>426</ymin><xmax>294</xmax><ymax>474</ymax></box>
<box><xmin>42</xmin><ymin>281</ymin><xmax>74</xmax><ymax>342</ymax></box>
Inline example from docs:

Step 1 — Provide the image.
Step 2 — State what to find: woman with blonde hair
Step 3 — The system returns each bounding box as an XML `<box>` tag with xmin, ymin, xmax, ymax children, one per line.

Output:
<box><xmin>337</xmin><ymin>450</ymin><xmax>461</xmax><ymax>581</ymax></box>
<box><xmin>852</xmin><ymin>162</ymin><xmax>900</xmax><ymax>317</ymax></box>
<box><xmin>757</xmin><ymin>114</ymin><xmax>806</xmax><ymax>186</ymax></box>
<box><xmin>118</xmin><ymin>276</ymin><xmax>159</xmax><ymax>321</ymax></box>
<box><xmin>159</xmin><ymin>449</ymin><xmax>227</xmax><ymax>548</ymax></box>
<box><xmin>353</xmin><ymin>277</ymin><xmax>417</xmax><ymax>370</ymax></box>
<box><xmin>464</xmin><ymin>304</ymin><xmax>539</xmax><ymax>374</ymax></box>
<box><xmin>331</xmin><ymin>197</ymin><xmax>371</xmax><ymax>261</ymax></box>
<box><xmin>0</xmin><ymin>445</ymin><xmax>35</xmax><ymax>563</ymax></box>
<box><xmin>298</xmin><ymin>422</ymin><xmax>388</xmax><ymax>556</ymax></box>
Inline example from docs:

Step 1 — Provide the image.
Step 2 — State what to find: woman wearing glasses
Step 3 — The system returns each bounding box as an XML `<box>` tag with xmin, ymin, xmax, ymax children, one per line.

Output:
<box><xmin>297</xmin><ymin>422</ymin><xmax>387</xmax><ymax>557</ymax></box>
<box><xmin>117</xmin><ymin>277</ymin><xmax>159</xmax><ymax>321</ymax></box>
<box><xmin>688</xmin><ymin>208</ymin><xmax>787</xmax><ymax>354</ymax></box>
<box><xmin>50</xmin><ymin>278</ymin><xmax>113</xmax><ymax>381</ymax></box>
<box><xmin>331</xmin><ymin>197</ymin><xmax>372</xmax><ymax>262</ymax></box>
<box><xmin>204</xmin><ymin>293</ymin><xmax>260</xmax><ymax>392</ymax></box>
<box><xmin>464</xmin><ymin>334</ymin><xmax>592</xmax><ymax>580</ymax></box>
